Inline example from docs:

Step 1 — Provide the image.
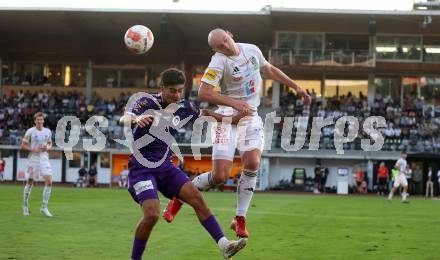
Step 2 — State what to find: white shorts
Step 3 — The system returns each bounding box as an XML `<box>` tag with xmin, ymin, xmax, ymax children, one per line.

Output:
<box><xmin>212</xmin><ymin>107</ymin><xmax>264</xmax><ymax>161</ymax></box>
<box><xmin>26</xmin><ymin>160</ymin><xmax>53</xmax><ymax>180</ymax></box>
<box><xmin>393</xmin><ymin>174</ymin><xmax>408</xmax><ymax>188</ymax></box>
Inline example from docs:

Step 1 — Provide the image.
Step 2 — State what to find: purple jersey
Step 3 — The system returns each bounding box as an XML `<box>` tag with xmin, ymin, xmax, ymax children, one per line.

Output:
<box><xmin>126</xmin><ymin>93</ymin><xmax>200</xmax><ymax>170</ymax></box>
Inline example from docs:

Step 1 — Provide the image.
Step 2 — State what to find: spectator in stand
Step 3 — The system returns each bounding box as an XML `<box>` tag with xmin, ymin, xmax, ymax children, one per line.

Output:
<box><xmin>88</xmin><ymin>163</ymin><xmax>98</xmax><ymax>187</ymax></box>
<box><xmin>355</xmin><ymin>168</ymin><xmax>367</xmax><ymax>194</ymax></box>
<box><xmin>118</xmin><ymin>165</ymin><xmax>129</xmax><ymax>189</ymax></box>
<box><xmin>314</xmin><ymin>165</ymin><xmax>323</xmax><ymax>194</ymax></box>
<box><xmin>412</xmin><ymin>165</ymin><xmax>423</xmax><ymax>195</ymax></box>
<box><xmin>377</xmin><ymin>162</ymin><xmax>389</xmax><ymax>196</ymax></box>
<box><xmin>0</xmin><ymin>155</ymin><xmax>5</xmax><ymax>182</ymax></box>
<box><xmin>426</xmin><ymin>166</ymin><xmax>434</xmax><ymax>198</ymax></box>
<box><xmin>148</xmin><ymin>78</ymin><xmax>156</xmax><ymax>88</ymax></box>
<box><xmin>76</xmin><ymin>164</ymin><xmax>88</xmax><ymax>188</ymax></box>
<box><xmin>437</xmin><ymin>168</ymin><xmax>440</xmax><ymax>197</ymax></box>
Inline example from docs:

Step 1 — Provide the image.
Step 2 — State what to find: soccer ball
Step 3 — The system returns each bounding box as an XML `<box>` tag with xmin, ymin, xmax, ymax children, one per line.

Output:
<box><xmin>124</xmin><ymin>25</ymin><xmax>154</xmax><ymax>54</ymax></box>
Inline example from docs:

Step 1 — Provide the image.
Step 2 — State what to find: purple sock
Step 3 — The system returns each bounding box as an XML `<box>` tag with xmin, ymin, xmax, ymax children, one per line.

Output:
<box><xmin>201</xmin><ymin>215</ymin><xmax>225</xmax><ymax>243</ymax></box>
<box><xmin>131</xmin><ymin>238</ymin><xmax>147</xmax><ymax>260</ymax></box>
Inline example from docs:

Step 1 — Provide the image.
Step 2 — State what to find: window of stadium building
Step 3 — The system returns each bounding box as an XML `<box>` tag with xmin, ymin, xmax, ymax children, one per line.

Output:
<box><xmin>68</xmin><ymin>152</ymin><xmax>83</xmax><ymax>168</ymax></box>
<box><xmin>294</xmin><ymin>80</ymin><xmax>322</xmax><ymax>97</ymax></box>
<box><xmin>376</xmin><ymin>35</ymin><xmax>422</xmax><ymax>61</ymax></box>
<box><xmin>48</xmin><ymin>150</ymin><xmax>62</xmax><ymax>159</ymax></box>
<box><xmin>64</xmin><ymin>65</ymin><xmax>86</xmax><ymax>87</ymax></box>
<box><xmin>120</xmin><ymin>69</ymin><xmax>147</xmax><ymax>88</ymax></box>
<box><xmin>13</xmin><ymin>62</ymin><xmax>32</xmax><ymax>85</ymax></box>
<box><xmin>100</xmin><ymin>153</ymin><xmax>110</xmax><ymax>168</ymax></box>
<box><xmin>422</xmin><ymin>36</ymin><xmax>440</xmax><ymax>62</ymax></box>
<box><xmin>46</xmin><ymin>64</ymin><xmax>63</xmax><ymax>86</ymax></box>
<box><xmin>93</xmin><ymin>68</ymin><xmax>119</xmax><ymax>88</ymax></box>
<box><xmin>276</xmin><ymin>32</ymin><xmax>323</xmax><ymax>64</ymax></box>
<box><xmin>2</xmin><ymin>61</ymin><xmax>12</xmax><ymax>85</ymax></box>
<box><xmin>9</xmin><ymin>62</ymin><xmax>67</xmax><ymax>86</ymax></box>
<box><xmin>403</xmin><ymin>77</ymin><xmax>440</xmax><ymax>100</ymax></box>
<box><xmin>324</xmin><ymin>80</ymin><xmax>368</xmax><ymax>98</ymax></box>
<box><xmin>325</xmin><ymin>34</ymin><xmax>370</xmax><ymax>65</ymax></box>
<box><xmin>374</xmin><ymin>78</ymin><xmax>401</xmax><ymax>98</ymax></box>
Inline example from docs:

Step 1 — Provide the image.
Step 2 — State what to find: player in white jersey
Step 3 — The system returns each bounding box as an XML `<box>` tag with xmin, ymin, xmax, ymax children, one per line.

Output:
<box><xmin>164</xmin><ymin>28</ymin><xmax>311</xmax><ymax>238</ymax></box>
<box><xmin>388</xmin><ymin>150</ymin><xmax>409</xmax><ymax>203</ymax></box>
<box><xmin>21</xmin><ymin>112</ymin><xmax>54</xmax><ymax>217</ymax></box>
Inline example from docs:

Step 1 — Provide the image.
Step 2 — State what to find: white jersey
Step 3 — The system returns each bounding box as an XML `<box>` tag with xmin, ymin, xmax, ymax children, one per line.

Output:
<box><xmin>22</xmin><ymin>127</ymin><xmax>52</xmax><ymax>162</ymax></box>
<box><xmin>395</xmin><ymin>158</ymin><xmax>407</xmax><ymax>176</ymax></box>
<box><xmin>201</xmin><ymin>43</ymin><xmax>268</xmax><ymax>110</ymax></box>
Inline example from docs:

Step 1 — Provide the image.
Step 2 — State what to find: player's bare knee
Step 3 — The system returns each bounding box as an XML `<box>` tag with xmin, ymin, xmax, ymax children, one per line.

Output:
<box><xmin>144</xmin><ymin>208</ymin><xmax>160</xmax><ymax>224</ymax></box>
<box><xmin>244</xmin><ymin>159</ymin><xmax>260</xmax><ymax>172</ymax></box>
<box><xmin>142</xmin><ymin>203</ymin><xmax>160</xmax><ymax>223</ymax></box>
<box><xmin>212</xmin><ymin>173</ymin><xmax>227</xmax><ymax>185</ymax></box>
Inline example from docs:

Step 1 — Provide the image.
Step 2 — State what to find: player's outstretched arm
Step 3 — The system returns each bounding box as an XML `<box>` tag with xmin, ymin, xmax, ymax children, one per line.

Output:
<box><xmin>198</xmin><ymin>82</ymin><xmax>252</xmax><ymax>113</ymax></box>
<box><xmin>119</xmin><ymin>113</ymin><xmax>135</xmax><ymax>126</ymax></box>
<box><xmin>41</xmin><ymin>140</ymin><xmax>53</xmax><ymax>152</ymax></box>
<box><xmin>119</xmin><ymin>113</ymin><xmax>153</xmax><ymax>128</ymax></box>
<box><xmin>20</xmin><ymin>141</ymin><xmax>39</xmax><ymax>153</ymax></box>
<box><xmin>261</xmin><ymin>63</ymin><xmax>311</xmax><ymax>105</ymax></box>
<box><xmin>201</xmin><ymin>109</ymin><xmax>252</xmax><ymax>125</ymax></box>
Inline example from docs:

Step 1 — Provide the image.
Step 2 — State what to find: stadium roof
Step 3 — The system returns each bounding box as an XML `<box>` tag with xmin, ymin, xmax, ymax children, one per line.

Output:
<box><xmin>269</xmin><ymin>7</ymin><xmax>440</xmax><ymax>16</ymax></box>
<box><xmin>0</xmin><ymin>9</ymin><xmax>272</xmax><ymax>64</ymax></box>
<box><xmin>0</xmin><ymin>6</ymin><xmax>269</xmax><ymax>15</ymax></box>
<box><xmin>1</xmin><ymin>7</ymin><xmax>440</xmax><ymax>65</ymax></box>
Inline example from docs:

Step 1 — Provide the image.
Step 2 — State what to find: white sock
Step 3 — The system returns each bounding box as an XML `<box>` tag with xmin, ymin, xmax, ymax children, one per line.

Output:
<box><xmin>42</xmin><ymin>186</ymin><xmax>52</xmax><ymax>208</ymax></box>
<box><xmin>236</xmin><ymin>170</ymin><xmax>257</xmax><ymax>217</ymax></box>
<box><xmin>0</xmin><ymin>173</ymin><xmax>3</xmax><ymax>181</ymax></box>
<box><xmin>24</xmin><ymin>184</ymin><xmax>32</xmax><ymax>208</ymax></box>
<box><xmin>402</xmin><ymin>192</ymin><xmax>408</xmax><ymax>200</ymax></box>
<box><xmin>192</xmin><ymin>172</ymin><xmax>213</xmax><ymax>191</ymax></box>
<box><xmin>217</xmin><ymin>237</ymin><xmax>229</xmax><ymax>249</ymax></box>
<box><xmin>388</xmin><ymin>191</ymin><xmax>394</xmax><ymax>199</ymax></box>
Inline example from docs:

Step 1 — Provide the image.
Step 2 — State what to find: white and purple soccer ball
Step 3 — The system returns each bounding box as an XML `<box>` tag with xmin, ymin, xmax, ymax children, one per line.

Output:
<box><xmin>124</xmin><ymin>25</ymin><xmax>154</xmax><ymax>54</ymax></box>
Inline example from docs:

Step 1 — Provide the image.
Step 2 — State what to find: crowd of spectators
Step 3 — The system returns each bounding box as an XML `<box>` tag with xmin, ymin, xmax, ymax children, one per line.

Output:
<box><xmin>0</xmin><ymin>89</ymin><xmax>128</xmax><ymax>147</ymax></box>
<box><xmin>271</xmin><ymin>89</ymin><xmax>440</xmax><ymax>153</ymax></box>
<box><xmin>0</xmin><ymin>88</ymin><xmax>439</xmax><ymax>152</ymax></box>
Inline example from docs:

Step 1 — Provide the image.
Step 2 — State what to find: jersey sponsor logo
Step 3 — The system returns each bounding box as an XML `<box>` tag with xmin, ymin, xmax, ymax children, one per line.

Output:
<box><xmin>231</xmin><ymin>66</ymin><xmax>243</xmax><ymax>81</ymax></box>
<box><xmin>203</xmin><ymin>68</ymin><xmax>217</xmax><ymax>81</ymax></box>
<box><xmin>250</xmin><ymin>56</ymin><xmax>259</xmax><ymax>71</ymax></box>
<box><xmin>134</xmin><ymin>180</ymin><xmax>154</xmax><ymax>195</ymax></box>
<box><xmin>245</xmin><ymin>80</ymin><xmax>255</xmax><ymax>95</ymax></box>
<box><xmin>172</xmin><ymin>116</ymin><xmax>181</xmax><ymax>127</ymax></box>
<box><xmin>133</xmin><ymin>99</ymin><xmax>149</xmax><ymax>113</ymax></box>
<box><xmin>214</xmin><ymin>126</ymin><xmax>229</xmax><ymax>144</ymax></box>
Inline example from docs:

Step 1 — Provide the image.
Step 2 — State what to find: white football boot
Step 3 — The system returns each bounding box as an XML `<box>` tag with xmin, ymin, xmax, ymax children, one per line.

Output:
<box><xmin>40</xmin><ymin>207</ymin><xmax>53</xmax><ymax>217</ymax></box>
<box><xmin>220</xmin><ymin>238</ymin><xmax>247</xmax><ymax>259</ymax></box>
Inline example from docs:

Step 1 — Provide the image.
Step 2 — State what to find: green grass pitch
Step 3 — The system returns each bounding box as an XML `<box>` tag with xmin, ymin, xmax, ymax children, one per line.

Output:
<box><xmin>1</xmin><ymin>185</ymin><xmax>439</xmax><ymax>259</ymax></box>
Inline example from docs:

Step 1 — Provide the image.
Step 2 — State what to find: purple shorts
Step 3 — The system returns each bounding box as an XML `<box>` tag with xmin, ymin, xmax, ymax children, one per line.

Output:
<box><xmin>128</xmin><ymin>164</ymin><xmax>189</xmax><ymax>205</ymax></box>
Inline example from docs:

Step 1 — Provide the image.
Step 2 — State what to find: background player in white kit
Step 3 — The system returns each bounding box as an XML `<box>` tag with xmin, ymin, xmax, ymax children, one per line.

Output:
<box><xmin>388</xmin><ymin>150</ymin><xmax>409</xmax><ymax>203</ymax></box>
<box><xmin>165</xmin><ymin>28</ymin><xmax>311</xmax><ymax>238</ymax></box>
<box><xmin>21</xmin><ymin>112</ymin><xmax>54</xmax><ymax>217</ymax></box>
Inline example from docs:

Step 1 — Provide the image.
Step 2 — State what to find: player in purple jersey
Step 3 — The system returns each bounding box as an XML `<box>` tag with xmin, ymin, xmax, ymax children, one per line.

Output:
<box><xmin>119</xmin><ymin>68</ymin><xmax>249</xmax><ymax>260</ymax></box>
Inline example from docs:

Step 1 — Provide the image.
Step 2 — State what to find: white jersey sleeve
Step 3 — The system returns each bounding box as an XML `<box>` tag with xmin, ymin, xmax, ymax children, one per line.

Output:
<box><xmin>201</xmin><ymin>54</ymin><xmax>225</xmax><ymax>87</ymax></box>
<box><xmin>22</xmin><ymin>128</ymin><xmax>33</xmax><ymax>144</ymax></box>
<box><xmin>395</xmin><ymin>158</ymin><xmax>407</xmax><ymax>175</ymax></box>
<box><xmin>46</xmin><ymin>129</ymin><xmax>53</xmax><ymax>143</ymax></box>
<box><xmin>255</xmin><ymin>45</ymin><xmax>269</xmax><ymax>68</ymax></box>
